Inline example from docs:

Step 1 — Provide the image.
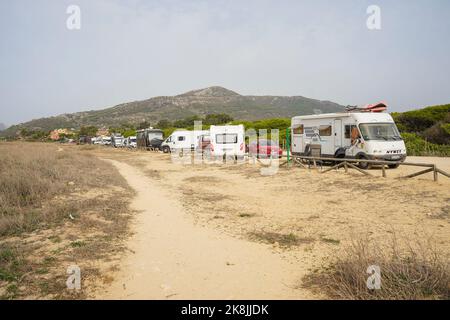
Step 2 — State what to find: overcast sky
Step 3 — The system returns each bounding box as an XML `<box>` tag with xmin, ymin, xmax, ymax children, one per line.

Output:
<box><xmin>1</xmin><ymin>0</ymin><xmax>449</xmax><ymax>126</ymax></box>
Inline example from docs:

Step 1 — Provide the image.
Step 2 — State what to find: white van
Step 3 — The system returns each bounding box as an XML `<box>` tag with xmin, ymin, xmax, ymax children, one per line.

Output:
<box><xmin>209</xmin><ymin>125</ymin><xmax>245</xmax><ymax>159</ymax></box>
<box><xmin>111</xmin><ymin>134</ymin><xmax>124</xmax><ymax>148</ymax></box>
<box><xmin>291</xmin><ymin>112</ymin><xmax>406</xmax><ymax>168</ymax></box>
<box><xmin>127</xmin><ymin>136</ymin><xmax>137</xmax><ymax>148</ymax></box>
<box><xmin>101</xmin><ymin>136</ymin><xmax>112</xmax><ymax>146</ymax></box>
<box><xmin>160</xmin><ymin>130</ymin><xmax>209</xmax><ymax>154</ymax></box>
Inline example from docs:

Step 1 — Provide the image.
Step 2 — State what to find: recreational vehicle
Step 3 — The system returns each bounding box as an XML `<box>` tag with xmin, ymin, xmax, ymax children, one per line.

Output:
<box><xmin>136</xmin><ymin>128</ymin><xmax>164</xmax><ymax>150</ymax></box>
<box><xmin>208</xmin><ymin>125</ymin><xmax>245</xmax><ymax>159</ymax></box>
<box><xmin>111</xmin><ymin>134</ymin><xmax>124</xmax><ymax>148</ymax></box>
<box><xmin>161</xmin><ymin>130</ymin><xmax>209</xmax><ymax>154</ymax></box>
<box><xmin>291</xmin><ymin>112</ymin><xmax>406</xmax><ymax>168</ymax></box>
<box><xmin>126</xmin><ymin>136</ymin><xmax>137</xmax><ymax>148</ymax></box>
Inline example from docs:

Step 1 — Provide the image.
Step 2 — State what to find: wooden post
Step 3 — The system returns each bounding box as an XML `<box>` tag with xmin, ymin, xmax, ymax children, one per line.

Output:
<box><xmin>382</xmin><ymin>165</ymin><xmax>386</xmax><ymax>178</ymax></box>
<box><xmin>344</xmin><ymin>161</ymin><xmax>348</xmax><ymax>173</ymax></box>
<box><xmin>433</xmin><ymin>165</ymin><xmax>438</xmax><ymax>182</ymax></box>
<box><xmin>286</xmin><ymin>127</ymin><xmax>290</xmax><ymax>168</ymax></box>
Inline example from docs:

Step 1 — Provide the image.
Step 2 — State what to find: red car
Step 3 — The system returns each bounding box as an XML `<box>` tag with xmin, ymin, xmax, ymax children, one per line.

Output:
<box><xmin>248</xmin><ymin>139</ymin><xmax>283</xmax><ymax>158</ymax></box>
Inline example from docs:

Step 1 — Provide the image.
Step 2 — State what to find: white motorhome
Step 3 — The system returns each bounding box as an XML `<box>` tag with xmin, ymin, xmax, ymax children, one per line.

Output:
<box><xmin>127</xmin><ymin>136</ymin><xmax>137</xmax><ymax>148</ymax></box>
<box><xmin>209</xmin><ymin>125</ymin><xmax>245</xmax><ymax>159</ymax></box>
<box><xmin>111</xmin><ymin>134</ymin><xmax>124</xmax><ymax>148</ymax></box>
<box><xmin>101</xmin><ymin>136</ymin><xmax>112</xmax><ymax>145</ymax></box>
<box><xmin>291</xmin><ymin>112</ymin><xmax>406</xmax><ymax>168</ymax></box>
<box><xmin>160</xmin><ymin>130</ymin><xmax>209</xmax><ymax>153</ymax></box>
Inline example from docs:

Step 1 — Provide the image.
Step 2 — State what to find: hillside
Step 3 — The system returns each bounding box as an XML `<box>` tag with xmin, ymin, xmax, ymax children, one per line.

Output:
<box><xmin>1</xmin><ymin>86</ymin><xmax>344</xmax><ymax>136</ymax></box>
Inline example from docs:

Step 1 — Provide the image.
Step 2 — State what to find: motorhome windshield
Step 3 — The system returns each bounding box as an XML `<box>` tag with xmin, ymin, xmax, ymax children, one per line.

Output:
<box><xmin>359</xmin><ymin>123</ymin><xmax>402</xmax><ymax>141</ymax></box>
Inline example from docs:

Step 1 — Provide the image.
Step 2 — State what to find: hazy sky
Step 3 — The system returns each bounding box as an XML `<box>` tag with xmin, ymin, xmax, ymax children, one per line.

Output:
<box><xmin>1</xmin><ymin>0</ymin><xmax>449</xmax><ymax>126</ymax></box>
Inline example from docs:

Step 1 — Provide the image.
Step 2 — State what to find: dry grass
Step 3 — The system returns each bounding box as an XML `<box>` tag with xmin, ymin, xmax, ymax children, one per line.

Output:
<box><xmin>249</xmin><ymin>231</ymin><xmax>315</xmax><ymax>248</ymax></box>
<box><xmin>303</xmin><ymin>236</ymin><xmax>450</xmax><ymax>300</ymax></box>
<box><xmin>0</xmin><ymin>142</ymin><xmax>134</xmax><ymax>299</ymax></box>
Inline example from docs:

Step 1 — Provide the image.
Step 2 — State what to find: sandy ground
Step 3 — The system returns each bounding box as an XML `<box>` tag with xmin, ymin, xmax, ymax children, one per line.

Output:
<box><xmin>92</xmin><ymin>148</ymin><xmax>450</xmax><ymax>299</ymax></box>
<box><xmin>99</xmin><ymin>159</ymin><xmax>315</xmax><ymax>299</ymax></box>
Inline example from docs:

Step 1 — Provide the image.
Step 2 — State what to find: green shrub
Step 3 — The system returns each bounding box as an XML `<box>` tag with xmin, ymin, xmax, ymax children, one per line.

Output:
<box><xmin>402</xmin><ymin>132</ymin><xmax>450</xmax><ymax>156</ymax></box>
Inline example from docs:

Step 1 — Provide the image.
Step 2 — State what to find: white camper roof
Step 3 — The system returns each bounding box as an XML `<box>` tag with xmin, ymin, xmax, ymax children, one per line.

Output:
<box><xmin>292</xmin><ymin>112</ymin><xmax>394</xmax><ymax>123</ymax></box>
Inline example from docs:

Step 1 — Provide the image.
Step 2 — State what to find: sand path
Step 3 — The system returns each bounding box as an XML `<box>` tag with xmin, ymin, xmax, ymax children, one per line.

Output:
<box><xmin>98</xmin><ymin>159</ymin><xmax>313</xmax><ymax>299</ymax></box>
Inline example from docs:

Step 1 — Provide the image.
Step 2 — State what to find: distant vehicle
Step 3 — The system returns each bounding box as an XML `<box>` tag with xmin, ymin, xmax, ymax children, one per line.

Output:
<box><xmin>248</xmin><ymin>139</ymin><xmax>283</xmax><ymax>159</ymax></box>
<box><xmin>149</xmin><ymin>138</ymin><xmax>164</xmax><ymax>150</ymax></box>
<box><xmin>101</xmin><ymin>136</ymin><xmax>112</xmax><ymax>145</ymax></box>
<box><xmin>127</xmin><ymin>136</ymin><xmax>137</xmax><ymax>148</ymax></box>
<box><xmin>111</xmin><ymin>134</ymin><xmax>124</xmax><ymax>148</ymax></box>
<box><xmin>197</xmin><ymin>134</ymin><xmax>211</xmax><ymax>153</ymax></box>
<box><xmin>136</xmin><ymin>128</ymin><xmax>164</xmax><ymax>150</ymax></box>
<box><xmin>208</xmin><ymin>125</ymin><xmax>245</xmax><ymax>159</ymax></box>
<box><xmin>92</xmin><ymin>137</ymin><xmax>102</xmax><ymax>145</ymax></box>
<box><xmin>291</xmin><ymin>111</ymin><xmax>407</xmax><ymax>169</ymax></box>
<box><xmin>78</xmin><ymin>135</ymin><xmax>92</xmax><ymax>145</ymax></box>
<box><xmin>160</xmin><ymin>130</ymin><xmax>209</xmax><ymax>154</ymax></box>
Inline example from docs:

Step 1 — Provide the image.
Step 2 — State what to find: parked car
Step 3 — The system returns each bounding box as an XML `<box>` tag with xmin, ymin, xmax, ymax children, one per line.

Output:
<box><xmin>248</xmin><ymin>139</ymin><xmax>283</xmax><ymax>158</ymax></box>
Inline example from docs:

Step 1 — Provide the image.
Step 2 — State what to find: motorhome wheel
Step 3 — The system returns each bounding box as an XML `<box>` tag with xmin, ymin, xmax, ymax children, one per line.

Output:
<box><xmin>357</xmin><ymin>154</ymin><xmax>370</xmax><ymax>170</ymax></box>
<box><xmin>162</xmin><ymin>146</ymin><xmax>170</xmax><ymax>153</ymax></box>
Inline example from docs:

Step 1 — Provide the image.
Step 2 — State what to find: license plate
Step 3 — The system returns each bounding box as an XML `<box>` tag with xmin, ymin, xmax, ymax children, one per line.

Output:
<box><xmin>391</xmin><ymin>155</ymin><xmax>400</xmax><ymax>159</ymax></box>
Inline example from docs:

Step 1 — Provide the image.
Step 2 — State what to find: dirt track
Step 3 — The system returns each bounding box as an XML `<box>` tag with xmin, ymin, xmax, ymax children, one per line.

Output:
<box><xmin>99</xmin><ymin>159</ymin><xmax>317</xmax><ymax>299</ymax></box>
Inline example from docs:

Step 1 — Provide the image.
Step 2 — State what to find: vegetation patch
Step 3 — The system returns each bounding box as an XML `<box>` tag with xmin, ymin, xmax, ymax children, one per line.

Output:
<box><xmin>0</xmin><ymin>142</ymin><xmax>134</xmax><ymax>299</ymax></box>
<box><xmin>303</xmin><ymin>237</ymin><xmax>450</xmax><ymax>300</ymax></box>
<box><xmin>249</xmin><ymin>231</ymin><xmax>314</xmax><ymax>248</ymax></box>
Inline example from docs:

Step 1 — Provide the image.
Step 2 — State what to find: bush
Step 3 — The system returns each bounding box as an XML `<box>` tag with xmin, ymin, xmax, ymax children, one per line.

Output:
<box><xmin>402</xmin><ymin>132</ymin><xmax>450</xmax><ymax>156</ymax></box>
<box><xmin>303</xmin><ymin>237</ymin><xmax>450</xmax><ymax>300</ymax></box>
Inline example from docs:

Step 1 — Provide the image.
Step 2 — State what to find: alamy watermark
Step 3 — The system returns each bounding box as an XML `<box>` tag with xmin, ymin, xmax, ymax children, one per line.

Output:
<box><xmin>366</xmin><ymin>5</ymin><xmax>381</xmax><ymax>30</ymax></box>
<box><xmin>66</xmin><ymin>5</ymin><xmax>81</xmax><ymax>30</ymax></box>
<box><xmin>366</xmin><ymin>265</ymin><xmax>381</xmax><ymax>290</ymax></box>
<box><xmin>66</xmin><ymin>265</ymin><xmax>81</xmax><ymax>290</ymax></box>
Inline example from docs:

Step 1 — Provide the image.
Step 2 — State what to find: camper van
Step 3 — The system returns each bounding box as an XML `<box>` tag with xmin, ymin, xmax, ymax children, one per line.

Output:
<box><xmin>136</xmin><ymin>128</ymin><xmax>164</xmax><ymax>150</ymax></box>
<box><xmin>111</xmin><ymin>134</ymin><xmax>124</xmax><ymax>148</ymax></box>
<box><xmin>127</xmin><ymin>136</ymin><xmax>137</xmax><ymax>148</ymax></box>
<box><xmin>208</xmin><ymin>125</ymin><xmax>245</xmax><ymax>159</ymax></box>
<box><xmin>161</xmin><ymin>130</ymin><xmax>209</xmax><ymax>154</ymax></box>
<box><xmin>291</xmin><ymin>112</ymin><xmax>406</xmax><ymax>168</ymax></box>
<box><xmin>101</xmin><ymin>136</ymin><xmax>111</xmax><ymax>145</ymax></box>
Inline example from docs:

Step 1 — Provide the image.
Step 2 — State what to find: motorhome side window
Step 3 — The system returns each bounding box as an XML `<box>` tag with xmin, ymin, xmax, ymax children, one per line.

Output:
<box><xmin>319</xmin><ymin>125</ymin><xmax>332</xmax><ymax>136</ymax></box>
<box><xmin>345</xmin><ymin>125</ymin><xmax>357</xmax><ymax>139</ymax></box>
<box><xmin>178</xmin><ymin>136</ymin><xmax>185</xmax><ymax>141</ymax></box>
<box><xmin>216</xmin><ymin>134</ymin><xmax>238</xmax><ymax>144</ymax></box>
<box><xmin>293</xmin><ymin>124</ymin><xmax>304</xmax><ymax>134</ymax></box>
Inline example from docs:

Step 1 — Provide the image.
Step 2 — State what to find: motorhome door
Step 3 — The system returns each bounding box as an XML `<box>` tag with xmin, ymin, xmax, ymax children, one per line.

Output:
<box><xmin>334</xmin><ymin>119</ymin><xmax>342</xmax><ymax>150</ymax></box>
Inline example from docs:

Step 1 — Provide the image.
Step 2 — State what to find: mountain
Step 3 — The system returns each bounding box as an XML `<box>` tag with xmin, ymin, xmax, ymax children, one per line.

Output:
<box><xmin>2</xmin><ymin>86</ymin><xmax>344</xmax><ymax>136</ymax></box>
